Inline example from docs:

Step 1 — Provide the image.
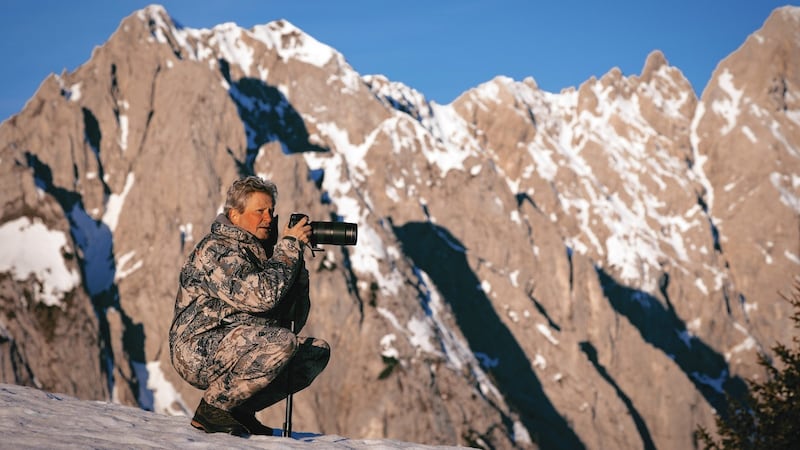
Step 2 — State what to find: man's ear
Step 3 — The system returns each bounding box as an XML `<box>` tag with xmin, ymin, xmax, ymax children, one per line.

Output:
<box><xmin>228</xmin><ymin>209</ymin><xmax>240</xmax><ymax>225</ymax></box>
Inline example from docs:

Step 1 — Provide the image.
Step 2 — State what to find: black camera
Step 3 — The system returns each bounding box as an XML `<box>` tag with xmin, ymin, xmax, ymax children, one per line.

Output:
<box><xmin>288</xmin><ymin>213</ymin><xmax>358</xmax><ymax>248</ymax></box>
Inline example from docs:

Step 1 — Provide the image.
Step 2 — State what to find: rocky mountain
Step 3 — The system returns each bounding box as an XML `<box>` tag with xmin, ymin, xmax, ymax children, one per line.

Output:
<box><xmin>1</xmin><ymin>4</ymin><xmax>798</xmax><ymax>449</ymax></box>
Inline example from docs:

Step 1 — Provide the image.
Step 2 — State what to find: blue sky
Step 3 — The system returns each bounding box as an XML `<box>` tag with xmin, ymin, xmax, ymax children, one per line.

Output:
<box><xmin>0</xmin><ymin>1</ymin><xmax>793</xmax><ymax>122</ymax></box>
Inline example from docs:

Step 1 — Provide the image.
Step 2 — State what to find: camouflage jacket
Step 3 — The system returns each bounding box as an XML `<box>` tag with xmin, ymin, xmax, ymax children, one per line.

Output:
<box><xmin>169</xmin><ymin>214</ymin><xmax>307</xmax><ymax>356</ymax></box>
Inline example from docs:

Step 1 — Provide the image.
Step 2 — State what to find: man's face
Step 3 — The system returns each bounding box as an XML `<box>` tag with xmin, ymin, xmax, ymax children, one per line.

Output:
<box><xmin>230</xmin><ymin>191</ymin><xmax>274</xmax><ymax>240</ymax></box>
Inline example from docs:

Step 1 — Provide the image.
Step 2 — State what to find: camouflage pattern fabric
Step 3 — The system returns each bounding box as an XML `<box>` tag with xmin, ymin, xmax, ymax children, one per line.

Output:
<box><xmin>170</xmin><ymin>214</ymin><xmax>329</xmax><ymax>410</ymax></box>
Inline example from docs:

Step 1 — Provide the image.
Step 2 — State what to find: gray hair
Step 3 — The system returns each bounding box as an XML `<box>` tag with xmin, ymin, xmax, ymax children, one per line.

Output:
<box><xmin>223</xmin><ymin>176</ymin><xmax>278</xmax><ymax>216</ymax></box>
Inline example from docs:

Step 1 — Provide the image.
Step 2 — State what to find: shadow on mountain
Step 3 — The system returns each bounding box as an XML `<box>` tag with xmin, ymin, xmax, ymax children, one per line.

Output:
<box><xmin>394</xmin><ymin>221</ymin><xmax>584</xmax><ymax>450</ymax></box>
<box><xmin>595</xmin><ymin>267</ymin><xmax>748</xmax><ymax>417</ymax></box>
<box><xmin>579</xmin><ymin>341</ymin><xmax>655</xmax><ymax>450</ymax></box>
<box><xmin>22</xmin><ymin>144</ymin><xmax>148</xmax><ymax>408</ymax></box>
<box><xmin>218</xmin><ymin>58</ymin><xmax>327</xmax><ymax>176</ymax></box>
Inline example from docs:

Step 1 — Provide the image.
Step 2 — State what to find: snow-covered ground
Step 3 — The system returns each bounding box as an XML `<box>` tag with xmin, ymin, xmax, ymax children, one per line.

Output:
<box><xmin>0</xmin><ymin>384</ymin><xmax>466</xmax><ymax>449</ymax></box>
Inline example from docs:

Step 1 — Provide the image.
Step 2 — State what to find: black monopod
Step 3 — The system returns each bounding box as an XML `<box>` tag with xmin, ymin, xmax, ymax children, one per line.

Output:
<box><xmin>282</xmin><ymin>214</ymin><xmax>358</xmax><ymax>438</ymax></box>
<box><xmin>282</xmin><ymin>317</ymin><xmax>295</xmax><ymax>438</ymax></box>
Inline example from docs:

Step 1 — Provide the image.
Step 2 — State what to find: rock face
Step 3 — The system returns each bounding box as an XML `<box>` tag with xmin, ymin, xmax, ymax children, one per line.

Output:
<box><xmin>1</xmin><ymin>5</ymin><xmax>798</xmax><ymax>449</ymax></box>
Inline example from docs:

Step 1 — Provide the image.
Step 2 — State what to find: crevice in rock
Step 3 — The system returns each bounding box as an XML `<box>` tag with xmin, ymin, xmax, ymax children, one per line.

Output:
<box><xmin>395</xmin><ymin>220</ymin><xmax>585</xmax><ymax>450</ymax></box>
<box><xmin>579</xmin><ymin>341</ymin><xmax>656</xmax><ymax>450</ymax></box>
<box><xmin>81</xmin><ymin>107</ymin><xmax>111</xmax><ymax>197</ymax></box>
<box><xmin>526</xmin><ymin>290</ymin><xmax>561</xmax><ymax>332</ymax></box>
<box><xmin>696</xmin><ymin>195</ymin><xmax>722</xmax><ymax>254</ymax></box>
<box><xmin>0</xmin><ymin>322</ymin><xmax>37</xmax><ymax>388</ymax></box>
<box><xmin>146</xmin><ymin>18</ymin><xmax>183</xmax><ymax>60</ymax></box>
<box><xmin>595</xmin><ymin>266</ymin><xmax>748</xmax><ymax>418</ymax></box>
<box><xmin>110</xmin><ymin>64</ymin><xmax>120</xmax><ymax>125</ymax></box>
<box><xmin>566</xmin><ymin>245</ymin><xmax>574</xmax><ymax>292</ymax></box>
<box><xmin>138</xmin><ymin>65</ymin><xmax>160</xmax><ymax>157</ymax></box>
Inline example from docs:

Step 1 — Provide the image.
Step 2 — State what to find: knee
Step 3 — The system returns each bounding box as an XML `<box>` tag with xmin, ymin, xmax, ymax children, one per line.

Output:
<box><xmin>314</xmin><ymin>338</ymin><xmax>331</xmax><ymax>366</ymax></box>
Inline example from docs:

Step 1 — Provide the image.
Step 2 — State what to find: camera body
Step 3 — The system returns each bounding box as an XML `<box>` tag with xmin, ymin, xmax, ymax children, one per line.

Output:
<box><xmin>288</xmin><ymin>213</ymin><xmax>358</xmax><ymax>248</ymax></box>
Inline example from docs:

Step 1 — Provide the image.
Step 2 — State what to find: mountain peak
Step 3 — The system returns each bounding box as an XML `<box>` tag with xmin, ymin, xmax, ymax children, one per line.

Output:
<box><xmin>640</xmin><ymin>50</ymin><xmax>668</xmax><ymax>82</ymax></box>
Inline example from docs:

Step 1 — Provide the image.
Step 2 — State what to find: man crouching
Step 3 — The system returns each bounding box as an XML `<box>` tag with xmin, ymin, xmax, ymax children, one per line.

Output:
<box><xmin>169</xmin><ymin>175</ymin><xmax>330</xmax><ymax>436</ymax></box>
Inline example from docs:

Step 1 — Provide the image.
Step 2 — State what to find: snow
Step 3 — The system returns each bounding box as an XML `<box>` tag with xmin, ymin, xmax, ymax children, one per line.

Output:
<box><xmin>786</xmin><ymin>249</ymin><xmax>800</xmax><ymax>265</ymax></box>
<box><xmin>769</xmin><ymin>116</ymin><xmax>800</xmax><ymax>158</ymax></box>
<box><xmin>695</xmin><ymin>278</ymin><xmax>709</xmax><ymax>295</ymax></box>
<box><xmin>639</xmin><ymin>65</ymin><xmax>691</xmax><ymax>118</ymax></box>
<box><xmin>179</xmin><ymin>222</ymin><xmax>194</xmax><ymax>244</ymax></box>
<box><xmin>536</xmin><ymin>324</ymin><xmax>560</xmax><ymax>345</ymax></box>
<box><xmin>676</xmin><ymin>329</ymin><xmax>694</xmax><ymax>349</ymax></box>
<box><xmin>770</xmin><ymin>172</ymin><xmax>800</xmax><ymax>213</ymax></box>
<box><xmin>117</xmin><ymin>100</ymin><xmax>130</xmax><ymax>152</ymax></box>
<box><xmin>691</xmin><ymin>370</ymin><xmax>727</xmax><ymax>394</ymax></box>
<box><xmin>0</xmin><ymin>383</ymin><xmax>459</xmax><ymax>449</ymax></box>
<box><xmin>509</xmin><ymin>270</ymin><xmax>520</xmax><ymax>287</ymax></box>
<box><xmin>741</xmin><ymin>125</ymin><xmax>757</xmax><ymax>143</ymax></box>
<box><xmin>711</xmin><ymin>69</ymin><xmax>744</xmax><ymax>135</ymax></box>
<box><xmin>487</xmin><ymin>74</ymin><xmax>713</xmax><ymax>293</ymax></box>
<box><xmin>68</xmin><ymin>82</ymin><xmax>82</xmax><ymax>101</ymax></box>
<box><xmin>474</xmin><ymin>352</ymin><xmax>499</xmax><ymax>368</ymax></box>
<box><xmin>118</xmin><ymin>113</ymin><xmax>129</xmax><ymax>151</ymax></box>
<box><xmin>513</xmin><ymin>420</ymin><xmax>533</xmax><ymax>445</ymax></box>
<box><xmin>211</xmin><ymin>24</ymin><xmax>255</xmax><ymax>76</ymax></box>
<box><xmin>385</xmin><ymin>185</ymin><xmax>400</xmax><ymax>202</ymax></box>
<box><xmin>137</xmin><ymin>6</ymin><xmax>349</xmax><ymax>100</ymax></box>
<box><xmin>102</xmin><ymin>172</ymin><xmax>135</xmax><ymax>232</ymax></box>
<box><xmin>407</xmin><ymin>316</ymin><xmax>437</xmax><ymax>354</ymax></box>
<box><xmin>373</xmin><ymin>270</ymin><xmax>506</xmax><ymax>408</ymax></box>
<box><xmin>530</xmin><ymin>146</ymin><xmax>558</xmax><ymax>180</ymax></box>
<box><xmin>376</xmin><ymin>307</ymin><xmax>403</xmax><ymax>332</ymax></box>
<box><xmin>380</xmin><ymin>334</ymin><xmax>399</xmax><ymax>359</ymax></box>
<box><xmin>725</xmin><ymin>323</ymin><xmax>759</xmax><ymax>362</ymax></box>
<box><xmin>0</xmin><ymin>216</ymin><xmax>80</xmax><ymax>307</ymax></box>
<box><xmin>142</xmin><ymin>361</ymin><xmax>191</xmax><ymax>416</ymax></box>
<box><xmin>251</xmin><ymin>20</ymin><xmax>335</xmax><ymax>68</ymax></box>
<box><xmin>114</xmin><ymin>251</ymin><xmax>143</xmax><ymax>281</ymax></box>
<box><xmin>422</xmin><ymin>103</ymin><xmax>480</xmax><ymax>175</ymax></box>
<box><xmin>412</xmin><ymin>269</ymin><xmax>505</xmax><ymax>401</ymax></box>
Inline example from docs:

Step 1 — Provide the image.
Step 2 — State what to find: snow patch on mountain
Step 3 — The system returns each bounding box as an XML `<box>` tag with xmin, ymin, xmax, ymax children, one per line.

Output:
<box><xmin>102</xmin><ymin>172</ymin><xmax>135</xmax><ymax>232</ymax></box>
<box><xmin>712</xmin><ymin>69</ymin><xmax>744</xmax><ymax>135</ymax></box>
<box><xmin>251</xmin><ymin>20</ymin><xmax>335</xmax><ymax>68</ymax></box>
<box><xmin>0</xmin><ymin>216</ymin><xmax>80</xmax><ymax>307</ymax></box>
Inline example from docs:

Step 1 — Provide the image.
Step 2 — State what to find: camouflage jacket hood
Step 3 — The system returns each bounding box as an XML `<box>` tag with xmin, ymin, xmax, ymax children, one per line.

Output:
<box><xmin>169</xmin><ymin>214</ymin><xmax>305</xmax><ymax>350</ymax></box>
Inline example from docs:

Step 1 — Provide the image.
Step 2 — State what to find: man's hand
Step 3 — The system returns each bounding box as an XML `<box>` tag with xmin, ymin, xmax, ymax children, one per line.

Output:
<box><xmin>284</xmin><ymin>216</ymin><xmax>312</xmax><ymax>247</ymax></box>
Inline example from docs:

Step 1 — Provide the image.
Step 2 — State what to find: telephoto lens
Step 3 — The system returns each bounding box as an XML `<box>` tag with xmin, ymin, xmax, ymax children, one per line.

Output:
<box><xmin>289</xmin><ymin>213</ymin><xmax>358</xmax><ymax>247</ymax></box>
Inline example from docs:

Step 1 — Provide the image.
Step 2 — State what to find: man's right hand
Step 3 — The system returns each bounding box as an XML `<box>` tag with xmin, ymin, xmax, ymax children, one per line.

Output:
<box><xmin>284</xmin><ymin>216</ymin><xmax>312</xmax><ymax>246</ymax></box>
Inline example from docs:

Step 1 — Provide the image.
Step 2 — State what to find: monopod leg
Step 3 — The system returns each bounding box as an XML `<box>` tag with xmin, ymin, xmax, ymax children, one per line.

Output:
<box><xmin>282</xmin><ymin>319</ymin><xmax>295</xmax><ymax>438</ymax></box>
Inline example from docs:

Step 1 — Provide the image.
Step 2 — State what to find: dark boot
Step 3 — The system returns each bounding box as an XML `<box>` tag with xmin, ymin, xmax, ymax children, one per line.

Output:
<box><xmin>231</xmin><ymin>406</ymin><xmax>274</xmax><ymax>436</ymax></box>
<box><xmin>191</xmin><ymin>399</ymin><xmax>247</xmax><ymax>436</ymax></box>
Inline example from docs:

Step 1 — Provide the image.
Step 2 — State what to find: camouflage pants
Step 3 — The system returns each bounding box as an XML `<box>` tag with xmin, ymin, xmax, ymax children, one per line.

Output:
<box><xmin>180</xmin><ymin>325</ymin><xmax>330</xmax><ymax>411</ymax></box>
